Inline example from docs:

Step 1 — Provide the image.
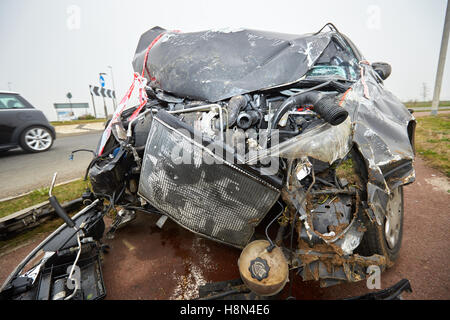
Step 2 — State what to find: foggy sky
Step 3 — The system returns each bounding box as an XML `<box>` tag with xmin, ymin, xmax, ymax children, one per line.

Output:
<box><xmin>0</xmin><ymin>0</ymin><xmax>448</xmax><ymax>120</ymax></box>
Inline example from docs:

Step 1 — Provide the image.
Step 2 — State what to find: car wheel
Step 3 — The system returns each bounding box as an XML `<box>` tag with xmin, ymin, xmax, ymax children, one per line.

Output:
<box><xmin>20</xmin><ymin>126</ymin><xmax>54</xmax><ymax>153</ymax></box>
<box><xmin>357</xmin><ymin>186</ymin><xmax>404</xmax><ymax>265</ymax></box>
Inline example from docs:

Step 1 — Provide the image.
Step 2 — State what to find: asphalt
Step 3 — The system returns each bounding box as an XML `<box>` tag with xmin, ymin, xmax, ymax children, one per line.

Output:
<box><xmin>0</xmin><ymin>156</ymin><xmax>448</xmax><ymax>300</ymax></box>
<box><xmin>0</xmin><ymin>132</ymin><xmax>102</xmax><ymax>199</ymax></box>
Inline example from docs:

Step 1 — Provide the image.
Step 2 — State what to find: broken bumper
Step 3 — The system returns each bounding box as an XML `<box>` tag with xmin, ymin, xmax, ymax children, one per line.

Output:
<box><xmin>198</xmin><ymin>278</ymin><xmax>413</xmax><ymax>300</ymax></box>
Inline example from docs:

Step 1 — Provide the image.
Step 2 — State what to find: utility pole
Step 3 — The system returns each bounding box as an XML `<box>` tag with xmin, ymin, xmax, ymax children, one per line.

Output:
<box><xmin>431</xmin><ymin>0</ymin><xmax>450</xmax><ymax>116</ymax></box>
<box><xmin>7</xmin><ymin>82</ymin><xmax>12</xmax><ymax>91</ymax></box>
<box><xmin>422</xmin><ymin>82</ymin><xmax>428</xmax><ymax>102</ymax></box>
<box><xmin>108</xmin><ymin>65</ymin><xmax>117</xmax><ymax>109</ymax></box>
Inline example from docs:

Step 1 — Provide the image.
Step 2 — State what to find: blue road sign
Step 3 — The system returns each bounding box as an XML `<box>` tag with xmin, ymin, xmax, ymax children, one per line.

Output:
<box><xmin>99</xmin><ymin>75</ymin><xmax>105</xmax><ymax>88</ymax></box>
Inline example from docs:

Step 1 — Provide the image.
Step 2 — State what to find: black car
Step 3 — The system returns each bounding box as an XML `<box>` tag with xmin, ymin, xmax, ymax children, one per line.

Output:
<box><xmin>0</xmin><ymin>91</ymin><xmax>55</xmax><ymax>153</ymax></box>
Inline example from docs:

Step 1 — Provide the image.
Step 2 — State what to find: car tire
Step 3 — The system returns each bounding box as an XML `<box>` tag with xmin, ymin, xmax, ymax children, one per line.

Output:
<box><xmin>357</xmin><ymin>186</ymin><xmax>404</xmax><ymax>265</ymax></box>
<box><xmin>19</xmin><ymin>126</ymin><xmax>54</xmax><ymax>153</ymax></box>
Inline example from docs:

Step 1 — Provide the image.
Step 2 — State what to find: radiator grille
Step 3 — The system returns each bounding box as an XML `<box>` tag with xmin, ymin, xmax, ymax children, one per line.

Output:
<box><xmin>138</xmin><ymin>116</ymin><xmax>280</xmax><ymax>248</ymax></box>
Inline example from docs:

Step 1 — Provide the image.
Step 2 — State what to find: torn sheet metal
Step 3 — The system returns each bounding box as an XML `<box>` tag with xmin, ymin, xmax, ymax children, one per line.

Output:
<box><xmin>296</xmin><ymin>252</ymin><xmax>387</xmax><ymax>287</ymax></box>
<box><xmin>248</xmin><ymin>117</ymin><xmax>352</xmax><ymax>165</ymax></box>
<box><xmin>133</xmin><ymin>27</ymin><xmax>332</xmax><ymax>102</ymax></box>
<box><xmin>295</xmin><ymin>157</ymin><xmax>313</xmax><ymax>181</ymax></box>
<box><xmin>341</xmin><ymin>64</ymin><xmax>415</xmax><ymax>224</ymax></box>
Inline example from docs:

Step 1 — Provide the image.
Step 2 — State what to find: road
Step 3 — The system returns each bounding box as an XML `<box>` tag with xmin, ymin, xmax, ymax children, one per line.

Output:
<box><xmin>0</xmin><ymin>156</ymin><xmax>448</xmax><ymax>299</ymax></box>
<box><xmin>0</xmin><ymin>132</ymin><xmax>101</xmax><ymax>199</ymax></box>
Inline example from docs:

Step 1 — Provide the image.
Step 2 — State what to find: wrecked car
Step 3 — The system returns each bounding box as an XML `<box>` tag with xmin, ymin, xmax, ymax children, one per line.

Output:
<box><xmin>0</xmin><ymin>23</ymin><xmax>415</xmax><ymax>300</ymax></box>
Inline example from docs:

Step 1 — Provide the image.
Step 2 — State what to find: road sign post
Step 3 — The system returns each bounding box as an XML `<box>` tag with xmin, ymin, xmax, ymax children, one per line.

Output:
<box><xmin>89</xmin><ymin>84</ymin><xmax>115</xmax><ymax>119</ymax></box>
<box><xmin>99</xmin><ymin>73</ymin><xmax>109</xmax><ymax>118</ymax></box>
<box><xmin>102</xmin><ymin>96</ymin><xmax>108</xmax><ymax>119</ymax></box>
<box><xmin>66</xmin><ymin>92</ymin><xmax>73</xmax><ymax>113</ymax></box>
<box><xmin>89</xmin><ymin>86</ymin><xmax>98</xmax><ymax>118</ymax></box>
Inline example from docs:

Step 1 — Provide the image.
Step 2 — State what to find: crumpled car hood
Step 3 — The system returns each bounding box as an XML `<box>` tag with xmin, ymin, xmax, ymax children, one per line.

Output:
<box><xmin>132</xmin><ymin>27</ymin><xmax>333</xmax><ymax>102</ymax></box>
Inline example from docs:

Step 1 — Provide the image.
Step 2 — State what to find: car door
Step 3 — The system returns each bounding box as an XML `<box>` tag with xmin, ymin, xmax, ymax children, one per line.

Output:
<box><xmin>0</xmin><ymin>93</ymin><xmax>33</xmax><ymax>147</ymax></box>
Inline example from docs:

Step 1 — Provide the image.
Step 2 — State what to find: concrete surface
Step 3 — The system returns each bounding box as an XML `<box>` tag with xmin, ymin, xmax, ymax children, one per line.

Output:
<box><xmin>0</xmin><ymin>156</ymin><xmax>448</xmax><ymax>300</ymax></box>
<box><xmin>54</xmin><ymin>122</ymin><xmax>105</xmax><ymax>136</ymax></box>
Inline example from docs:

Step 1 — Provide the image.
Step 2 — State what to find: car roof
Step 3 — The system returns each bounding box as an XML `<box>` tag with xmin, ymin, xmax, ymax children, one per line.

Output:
<box><xmin>0</xmin><ymin>91</ymin><xmax>19</xmax><ymax>95</ymax></box>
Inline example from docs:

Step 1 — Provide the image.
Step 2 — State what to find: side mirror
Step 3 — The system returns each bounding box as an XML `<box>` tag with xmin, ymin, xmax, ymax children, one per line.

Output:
<box><xmin>372</xmin><ymin>62</ymin><xmax>392</xmax><ymax>80</ymax></box>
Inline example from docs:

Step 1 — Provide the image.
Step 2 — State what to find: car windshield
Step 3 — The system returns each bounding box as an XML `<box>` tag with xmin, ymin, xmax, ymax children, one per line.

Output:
<box><xmin>306</xmin><ymin>36</ymin><xmax>360</xmax><ymax>81</ymax></box>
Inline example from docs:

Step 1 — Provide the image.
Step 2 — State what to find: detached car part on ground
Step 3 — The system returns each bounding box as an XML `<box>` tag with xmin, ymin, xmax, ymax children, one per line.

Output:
<box><xmin>1</xmin><ymin>24</ymin><xmax>416</xmax><ymax>300</ymax></box>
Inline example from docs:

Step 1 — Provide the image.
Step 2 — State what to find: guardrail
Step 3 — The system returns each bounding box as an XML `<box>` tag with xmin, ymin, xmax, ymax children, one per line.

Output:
<box><xmin>0</xmin><ymin>198</ymin><xmax>83</xmax><ymax>239</ymax></box>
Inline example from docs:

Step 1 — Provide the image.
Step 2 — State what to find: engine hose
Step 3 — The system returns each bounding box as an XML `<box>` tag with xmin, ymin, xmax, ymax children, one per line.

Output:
<box><xmin>311</xmin><ymin>94</ymin><xmax>348</xmax><ymax>126</ymax></box>
<box><xmin>236</xmin><ymin>110</ymin><xmax>260</xmax><ymax>129</ymax></box>
<box><xmin>226</xmin><ymin>95</ymin><xmax>247</xmax><ymax>127</ymax></box>
<box><xmin>270</xmin><ymin>81</ymin><xmax>331</xmax><ymax>129</ymax></box>
<box><xmin>270</xmin><ymin>82</ymin><xmax>349</xmax><ymax>128</ymax></box>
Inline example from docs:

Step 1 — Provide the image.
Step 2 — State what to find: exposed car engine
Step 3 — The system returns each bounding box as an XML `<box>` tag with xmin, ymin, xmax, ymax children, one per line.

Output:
<box><xmin>1</xmin><ymin>23</ymin><xmax>416</xmax><ymax>300</ymax></box>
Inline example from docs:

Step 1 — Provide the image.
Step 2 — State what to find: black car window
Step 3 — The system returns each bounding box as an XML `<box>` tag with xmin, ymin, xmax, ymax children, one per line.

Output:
<box><xmin>0</xmin><ymin>94</ymin><xmax>27</xmax><ymax>109</ymax></box>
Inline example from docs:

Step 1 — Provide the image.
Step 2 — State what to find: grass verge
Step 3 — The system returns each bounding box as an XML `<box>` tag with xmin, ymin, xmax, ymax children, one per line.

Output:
<box><xmin>50</xmin><ymin>119</ymin><xmax>106</xmax><ymax>126</ymax></box>
<box><xmin>0</xmin><ymin>179</ymin><xmax>89</xmax><ymax>219</ymax></box>
<box><xmin>404</xmin><ymin>100</ymin><xmax>450</xmax><ymax>109</ymax></box>
<box><xmin>415</xmin><ymin>113</ymin><xmax>450</xmax><ymax>177</ymax></box>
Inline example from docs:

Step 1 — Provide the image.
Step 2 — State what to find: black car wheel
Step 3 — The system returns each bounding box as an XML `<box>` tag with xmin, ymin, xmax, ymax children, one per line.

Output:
<box><xmin>357</xmin><ymin>186</ymin><xmax>404</xmax><ymax>264</ymax></box>
<box><xmin>20</xmin><ymin>126</ymin><xmax>54</xmax><ymax>153</ymax></box>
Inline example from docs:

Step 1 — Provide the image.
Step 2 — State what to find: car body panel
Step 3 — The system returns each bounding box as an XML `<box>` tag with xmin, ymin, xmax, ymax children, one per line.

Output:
<box><xmin>133</xmin><ymin>27</ymin><xmax>335</xmax><ymax>102</ymax></box>
<box><xmin>0</xmin><ymin>92</ymin><xmax>55</xmax><ymax>151</ymax></box>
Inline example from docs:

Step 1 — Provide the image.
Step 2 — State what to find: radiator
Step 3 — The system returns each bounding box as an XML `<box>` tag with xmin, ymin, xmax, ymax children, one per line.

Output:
<box><xmin>138</xmin><ymin>112</ymin><xmax>280</xmax><ymax>248</ymax></box>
